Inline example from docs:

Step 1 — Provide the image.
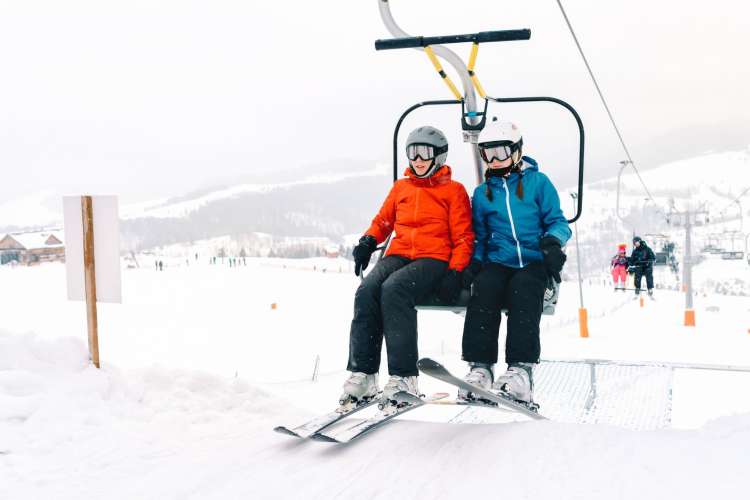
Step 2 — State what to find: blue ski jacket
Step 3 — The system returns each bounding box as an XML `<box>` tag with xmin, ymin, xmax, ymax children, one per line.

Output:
<box><xmin>471</xmin><ymin>156</ymin><xmax>571</xmax><ymax>267</ymax></box>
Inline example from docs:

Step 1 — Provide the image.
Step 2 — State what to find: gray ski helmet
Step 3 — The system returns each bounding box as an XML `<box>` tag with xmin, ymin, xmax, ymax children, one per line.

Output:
<box><xmin>405</xmin><ymin>126</ymin><xmax>448</xmax><ymax>178</ymax></box>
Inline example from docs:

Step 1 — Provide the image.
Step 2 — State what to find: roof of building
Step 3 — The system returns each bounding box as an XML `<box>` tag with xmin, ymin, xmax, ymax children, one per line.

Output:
<box><xmin>1</xmin><ymin>230</ymin><xmax>64</xmax><ymax>250</ymax></box>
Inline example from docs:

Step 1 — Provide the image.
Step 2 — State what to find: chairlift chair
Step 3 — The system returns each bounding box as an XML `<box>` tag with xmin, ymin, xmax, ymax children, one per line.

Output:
<box><xmin>369</xmin><ymin>26</ymin><xmax>585</xmax><ymax>316</ymax></box>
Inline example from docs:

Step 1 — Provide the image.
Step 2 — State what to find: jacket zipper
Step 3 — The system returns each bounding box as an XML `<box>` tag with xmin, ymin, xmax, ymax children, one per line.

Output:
<box><xmin>411</xmin><ymin>188</ymin><xmax>420</xmax><ymax>260</ymax></box>
<box><xmin>502</xmin><ymin>179</ymin><xmax>524</xmax><ymax>267</ymax></box>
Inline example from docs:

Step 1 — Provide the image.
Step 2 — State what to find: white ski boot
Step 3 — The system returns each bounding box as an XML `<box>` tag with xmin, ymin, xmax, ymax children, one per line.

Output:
<box><xmin>648</xmin><ymin>288</ymin><xmax>655</xmax><ymax>300</ymax></box>
<box><xmin>339</xmin><ymin>372</ymin><xmax>379</xmax><ymax>406</ymax></box>
<box><xmin>493</xmin><ymin>363</ymin><xmax>536</xmax><ymax>405</ymax></box>
<box><xmin>381</xmin><ymin>375</ymin><xmax>420</xmax><ymax>408</ymax></box>
<box><xmin>457</xmin><ymin>362</ymin><xmax>493</xmax><ymax>401</ymax></box>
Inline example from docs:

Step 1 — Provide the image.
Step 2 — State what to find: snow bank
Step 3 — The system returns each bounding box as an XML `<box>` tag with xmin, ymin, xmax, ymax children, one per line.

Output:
<box><xmin>0</xmin><ymin>331</ymin><xmax>295</xmax><ymax>499</ymax></box>
<box><xmin>2</xmin><ymin>328</ymin><xmax>750</xmax><ymax>499</ymax></box>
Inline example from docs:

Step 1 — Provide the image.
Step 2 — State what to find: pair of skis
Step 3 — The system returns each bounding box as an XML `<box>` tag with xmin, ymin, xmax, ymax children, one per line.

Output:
<box><xmin>274</xmin><ymin>358</ymin><xmax>546</xmax><ymax>444</ymax></box>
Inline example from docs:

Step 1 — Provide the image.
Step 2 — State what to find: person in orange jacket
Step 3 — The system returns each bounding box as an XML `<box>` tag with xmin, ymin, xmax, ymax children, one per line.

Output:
<box><xmin>340</xmin><ymin>125</ymin><xmax>474</xmax><ymax>407</ymax></box>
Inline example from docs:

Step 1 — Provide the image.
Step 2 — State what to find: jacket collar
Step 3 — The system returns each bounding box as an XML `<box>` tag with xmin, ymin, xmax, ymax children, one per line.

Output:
<box><xmin>403</xmin><ymin>165</ymin><xmax>452</xmax><ymax>186</ymax></box>
<box><xmin>485</xmin><ymin>156</ymin><xmax>538</xmax><ymax>186</ymax></box>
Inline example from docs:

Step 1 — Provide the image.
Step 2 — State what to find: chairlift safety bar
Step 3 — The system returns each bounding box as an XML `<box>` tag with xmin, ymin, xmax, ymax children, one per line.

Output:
<box><xmin>374</xmin><ymin>30</ymin><xmax>531</xmax><ymax>50</ymax></box>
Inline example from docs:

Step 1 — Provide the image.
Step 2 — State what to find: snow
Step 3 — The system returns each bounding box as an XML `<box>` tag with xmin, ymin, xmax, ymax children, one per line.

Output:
<box><xmin>2</xmin><ymin>258</ymin><xmax>750</xmax><ymax>498</ymax></box>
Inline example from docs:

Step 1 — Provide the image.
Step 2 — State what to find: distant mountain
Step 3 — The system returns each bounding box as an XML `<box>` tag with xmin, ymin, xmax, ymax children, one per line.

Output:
<box><xmin>119</xmin><ymin>162</ymin><xmax>392</xmax><ymax>251</ymax></box>
<box><xmin>4</xmin><ymin>148</ymin><xmax>750</xmax><ymax>271</ymax></box>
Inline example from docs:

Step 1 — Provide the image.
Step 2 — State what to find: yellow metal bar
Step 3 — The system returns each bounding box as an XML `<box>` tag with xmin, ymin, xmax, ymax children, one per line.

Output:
<box><xmin>470</xmin><ymin>74</ymin><xmax>487</xmax><ymax>99</ymax></box>
<box><xmin>424</xmin><ymin>46</ymin><xmax>463</xmax><ymax>100</ymax></box>
<box><xmin>467</xmin><ymin>42</ymin><xmax>487</xmax><ymax>99</ymax></box>
<box><xmin>468</xmin><ymin>42</ymin><xmax>479</xmax><ymax>70</ymax></box>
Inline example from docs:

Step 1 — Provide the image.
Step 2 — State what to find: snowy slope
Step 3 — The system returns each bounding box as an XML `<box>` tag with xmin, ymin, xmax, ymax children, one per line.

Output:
<box><xmin>563</xmin><ymin>145</ymin><xmax>750</xmax><ymax>282</ymax></box>
<box><xmin>2</xmin><ymin>332</ymin><xmax>749</xmax><ymax>500</ymax></box>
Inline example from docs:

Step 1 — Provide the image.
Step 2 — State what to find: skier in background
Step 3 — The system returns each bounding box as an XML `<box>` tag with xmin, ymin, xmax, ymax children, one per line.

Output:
<box><xmin>629</xmin><ymin>236</ymin><xmax>655</xmax><ymax>298</ymax></box>
<box><xmin>458</xmin><ymin>119</ymin><xmax>571</xmax><ymax>408</ymax></box>
<box><xmin>341</xmin><ymin>126</ymin><xmax>474</xmax><ymax>407</ymax></box>
<box><xmin>610</xmin><ymin>243</ymin><xmax>629</xmax><ymax>291</ymax></box>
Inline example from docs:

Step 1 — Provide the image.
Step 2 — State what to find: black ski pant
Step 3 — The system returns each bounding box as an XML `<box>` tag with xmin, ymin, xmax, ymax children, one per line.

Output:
<box><xmin>347</xmin><ymin>255</ymin><xmax>447</xmax><ymax>377</ymax></box>
<box><xmin>462</xmin><ymin>262</ymin><xmax>547</xmax><ymax>366</ymax></box>
<box><xmin>634</xmin><ymin>266</ymin><xmax>654</xmax><ymax>293</ymax></box>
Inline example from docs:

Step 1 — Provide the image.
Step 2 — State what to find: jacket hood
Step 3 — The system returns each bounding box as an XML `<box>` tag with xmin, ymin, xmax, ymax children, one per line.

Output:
<box><xmin>403</xmin><ymin>164</ymin><xmax>452</xmax><ymax>186</ymax></box>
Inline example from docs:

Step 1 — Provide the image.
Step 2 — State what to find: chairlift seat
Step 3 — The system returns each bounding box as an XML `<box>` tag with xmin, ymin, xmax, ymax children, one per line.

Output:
<box><xmin>414</xmin><ymin>279</ymin><xmax>559</xmax><ymax>316</ymax></box>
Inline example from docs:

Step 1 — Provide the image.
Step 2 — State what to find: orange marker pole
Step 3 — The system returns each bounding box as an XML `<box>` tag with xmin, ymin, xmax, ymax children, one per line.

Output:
<box><xmin>578</xmin><ymin>308</ymin><xmax>589</xmax><ymax>338</ymax></box>
<box><xmin>684</xmin><ymin>309</ymin><xmax>696</xmax><ymax>327</ymax></box>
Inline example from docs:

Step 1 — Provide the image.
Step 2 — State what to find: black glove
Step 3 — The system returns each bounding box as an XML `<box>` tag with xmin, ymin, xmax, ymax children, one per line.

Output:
<box><xmin>437</xmin><ymin>269</ymin><xmax>462</xmax><ymax>303</ymax></box>
<box><xmin>539</xmin><ymin>236</ymin><xmax>566</xmax><ymax>284</ymax></box>
<box><xmin>352</xmin><ymin>235</ymin><xmax>377</xmax><ymax>276</ymax></box>
<box><xmin>461</xmin><ymin>260</ymin><xmax>483</xmax><ymax>289</ymax></box>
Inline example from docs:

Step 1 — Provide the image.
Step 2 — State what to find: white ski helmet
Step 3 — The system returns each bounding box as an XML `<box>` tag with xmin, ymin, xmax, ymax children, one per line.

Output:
<box><xmin>405</xmin><ymin>125</ymin><xmax>448</xmax><ymax>178</ymax></box>
<box><xmin>477</xmin><ymin>119</ymin><xmax>523</xmax><ymax>169</ymax></box>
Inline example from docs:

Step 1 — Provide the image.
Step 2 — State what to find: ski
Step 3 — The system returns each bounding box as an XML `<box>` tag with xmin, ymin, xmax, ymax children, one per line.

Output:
<box><xmin>417</xmin><ymin>358</ymin><xmax>547</xmax><ymax>420</ymax></box>
<box><xmin>274</xmin><ymin>396</ymin><xmax>380</xmax><ymax>439</ymax></box>
<box><xmin>311</xmin><ymin>392</ymin><xmax>448</xmax><ymax>444</ymax></box>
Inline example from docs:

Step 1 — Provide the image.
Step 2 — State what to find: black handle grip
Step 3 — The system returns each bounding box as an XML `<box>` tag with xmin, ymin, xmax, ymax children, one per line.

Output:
<box><xmin>375</xmin><ymin>29</ymin><xmax>531</xmax><ymax>51</ymax></box>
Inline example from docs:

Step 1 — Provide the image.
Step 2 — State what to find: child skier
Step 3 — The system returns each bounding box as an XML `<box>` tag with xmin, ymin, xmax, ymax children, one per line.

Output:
<box><xmin>341</xmin><ymin>126</ymin><xmax>474</xmax><ymax>406</ymax></box>
<box><xmin>458</xmin><ymin>119</ymin><xmax>571</xmax><ymax>407</ymax></box>
<box><xmin>610</xmin><ymin>243</ymin><xmax>629</xmax><ymax>291</ymax></box>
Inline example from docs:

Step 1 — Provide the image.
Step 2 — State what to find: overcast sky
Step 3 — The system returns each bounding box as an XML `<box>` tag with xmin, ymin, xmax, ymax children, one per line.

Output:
<box><xmin>1</xmin><ymin>0</ymin><xmax>748</xmax><ymax>205</ymax></box>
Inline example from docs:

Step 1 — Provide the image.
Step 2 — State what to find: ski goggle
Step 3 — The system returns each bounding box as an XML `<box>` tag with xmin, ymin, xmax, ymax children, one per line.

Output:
<box><xmin>479</xmin><ymin>141</ymin><xmax>519</xmax><ymax>163</ymax></box>
<box><xmin>406</xmin><ymin>143</ymin><xmax>447</xmax><ymax>161</ymax></box>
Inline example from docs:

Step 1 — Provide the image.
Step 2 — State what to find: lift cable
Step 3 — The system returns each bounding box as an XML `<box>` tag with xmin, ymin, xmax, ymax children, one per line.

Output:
<box><xmin>555</xmin><ymin>0</ymin><xmax>661</xmax><ymax>214</ymax></box>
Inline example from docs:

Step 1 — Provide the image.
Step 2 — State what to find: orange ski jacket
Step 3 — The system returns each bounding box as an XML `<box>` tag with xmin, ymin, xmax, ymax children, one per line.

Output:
<box><xmin>364</xmin><ymin>165</ymin><xmax>474</xmax><ymax>271</ymax></box>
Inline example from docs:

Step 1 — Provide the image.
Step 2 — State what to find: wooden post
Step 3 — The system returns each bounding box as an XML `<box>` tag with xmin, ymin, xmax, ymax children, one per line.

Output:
<box><xmin>81</xmin><ymin>196</ymin><xmax>100</xmax><ymax>368</ymax></box>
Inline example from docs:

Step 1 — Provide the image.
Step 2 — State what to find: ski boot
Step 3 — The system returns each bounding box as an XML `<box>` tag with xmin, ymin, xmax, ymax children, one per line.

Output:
<box><xmin>339</xmin><ymin>372</ymin><xmax>379</xmax><ymax>409</ymax></box>
<box><xmin>380</xmin><ymin>375</ymin><xmax>420</xmax><ymax>410</ymax></box>
<box><xmin>457</xmin><ymin>362</ymin><xmax>493</xmax><ymax>402</ymax></box>
<box><xmin>648</xmin><ymin>288</ymin><xmax>655</xmax><ymax>300</ymax></box>
<box><xmin>492</xmin><ymin>363</ymin><xmax>540</xmax><ymax>412</ymax></box>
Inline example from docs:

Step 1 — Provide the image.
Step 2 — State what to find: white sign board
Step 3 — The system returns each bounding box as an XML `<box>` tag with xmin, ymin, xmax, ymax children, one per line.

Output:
<box><xmin>63</xmin><ymin>195</ymin><xmax>122</xmax><ymax>303</ymax></box>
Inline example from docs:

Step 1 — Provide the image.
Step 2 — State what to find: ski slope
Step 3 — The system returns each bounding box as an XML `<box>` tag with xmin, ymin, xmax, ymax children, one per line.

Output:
<box><xmin>1</xmin><ymin>260</ymin><xmax>750</xmax><ymax>499</ymax></box>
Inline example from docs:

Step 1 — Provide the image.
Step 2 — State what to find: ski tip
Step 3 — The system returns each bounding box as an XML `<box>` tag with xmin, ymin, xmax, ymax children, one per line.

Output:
<box><xmin>417</xmin><ymin>357</ymin><xmax>442</xmax><ymax>371</ymax></box>
<box><xmin>309</xmin><ymin>433</ymin><xmax>339</xmax><ymax>443</ymax></box>
<box><xmin>273</xmin><ymin>426</ymin><xmax>300</xmax><ymax>437</ymax></box>
<box><xmin>391</xmin><ymin>391</ymin><xmax>423</xmax><ymax>405</ymax></box>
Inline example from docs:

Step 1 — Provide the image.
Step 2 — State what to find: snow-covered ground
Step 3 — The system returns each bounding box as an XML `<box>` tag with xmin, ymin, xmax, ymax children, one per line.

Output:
<box><xmin>1</xmin><ymin>259</ymin><xmax>750</xmax><ymax>498</ymax></box>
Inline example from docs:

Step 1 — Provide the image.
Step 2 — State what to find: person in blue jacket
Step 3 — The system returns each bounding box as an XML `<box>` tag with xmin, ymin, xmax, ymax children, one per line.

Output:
<box><xmin>458</xmin><ymin>119</ymin><xmax>571</xmax><ymax>407</ymax></box>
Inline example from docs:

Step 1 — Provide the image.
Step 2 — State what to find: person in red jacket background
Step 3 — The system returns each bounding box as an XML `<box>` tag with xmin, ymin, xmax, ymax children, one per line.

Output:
<box><xmin>610</xmin><ymin>243</ymin><xmax>629</xmax><ymax>291</ymax></box>
<box><xmin>340</xmin><ymin>125</ymin><xmax>474</xmax><ymax>407</ymax></box>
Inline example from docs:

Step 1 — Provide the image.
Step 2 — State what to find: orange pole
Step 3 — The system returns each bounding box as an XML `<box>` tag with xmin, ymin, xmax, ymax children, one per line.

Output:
<box><xmin>639</xmin><ymin>296</ymin><xmax>644</xmax><ymax>308</ymax></box>
<box><xmin>684</xmin><ymin>309</ymin><xmax>696</xmax><ymax>327</ymax></box>
<box><xmin>578</xmin><ymin>308</ymin><xmax>589</xmax><ymax>338</ymax></box>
